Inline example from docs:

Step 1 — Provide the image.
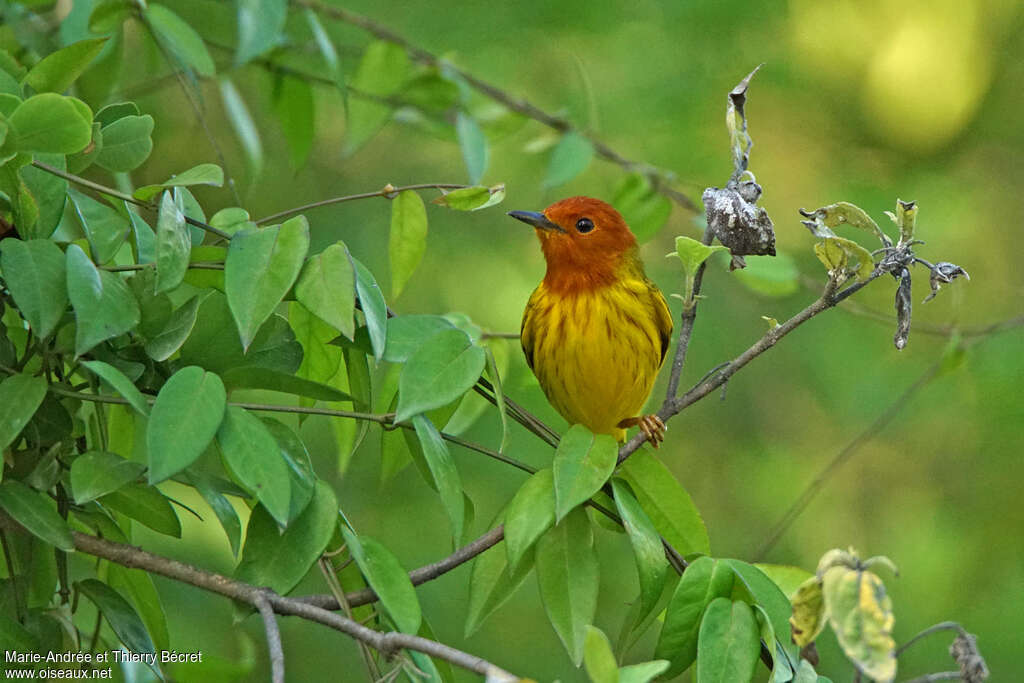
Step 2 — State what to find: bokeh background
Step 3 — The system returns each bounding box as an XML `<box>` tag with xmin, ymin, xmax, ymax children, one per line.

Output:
<box><xmin>72</xmin><ymin>0</ymin><xmax>1024</xmax><ymax>680</ymax></box>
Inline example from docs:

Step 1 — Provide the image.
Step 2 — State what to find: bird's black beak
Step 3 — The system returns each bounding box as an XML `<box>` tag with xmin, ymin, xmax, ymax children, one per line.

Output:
<box><xmin>507</xmin><ymin>210</ymin><xmax>565</xmax><ymax>233</ymax></box>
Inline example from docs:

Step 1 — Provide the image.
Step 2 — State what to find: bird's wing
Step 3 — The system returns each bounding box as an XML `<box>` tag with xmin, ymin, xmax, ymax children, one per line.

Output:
<box><xmin>520</xmin><ymin>286</ymin><xmax>544</xmax><ymax>371</ymax></box>
<box><xmin>649</xmin><ymin>282</ymin><xmax>673</xmax><ymax>365</ymax></box>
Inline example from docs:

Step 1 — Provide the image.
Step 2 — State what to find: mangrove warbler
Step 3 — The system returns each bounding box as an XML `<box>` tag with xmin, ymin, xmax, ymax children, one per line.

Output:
<box><xmin>509</xmin><ymin>197</ymin><xmax>671</xmax><ymax>446</ymax></box>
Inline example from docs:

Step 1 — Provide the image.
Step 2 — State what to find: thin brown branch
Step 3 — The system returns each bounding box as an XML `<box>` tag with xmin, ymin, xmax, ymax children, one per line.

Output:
<box><xmin>254</xmin><ymin>592</ymin><xmax>286</xmax><ymax>683</ymax></box>
<box><xmin>70</xmin><ymin>532</ymin><xmax>518</xmax><ymax>679</ymax></box>
<box><xmin>295</xmin><ymin>0</ymin><xmax>697</xmax><ymax>212</ymax></box>
<box><xmin>30</xmin><ymin>161</ymin><xmax>233</xmax><ymax>241</ymax></box>
<box><xmin>617</xmin><ymin>273</ymin><xmax>880</xmax><ymax>465</ymax></box>
<box><xmin>300</xmin><ymin>525</ymin><xmax>507</xmax><ymax>610</ymax></box>
<box><xmin>664</xmin><ymin>227</ymin><xmax>714</xmax><ymax>401</ymax></box>
<box><xmin>895</xmin><ymin>622</ymin><xmax>969</xmax><ymax>658</ymax></box>
<box><xmin>255</xmin><ymin>183</ymin><xmax>470</xmax><ymax>225</ymax></box>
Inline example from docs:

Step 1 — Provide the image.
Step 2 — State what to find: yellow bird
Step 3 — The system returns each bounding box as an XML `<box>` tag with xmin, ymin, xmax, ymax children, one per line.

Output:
<box><xmin>509</xmin><ymin>197</ymin><xmax>671</xmax><ymax>446</ymax></box>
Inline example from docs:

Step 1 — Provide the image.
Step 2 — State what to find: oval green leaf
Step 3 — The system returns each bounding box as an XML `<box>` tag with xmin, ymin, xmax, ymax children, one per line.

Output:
<box><xmin>535</xmin><ymin>507</ymin><xmax>598</xmax><ymax>666</ymax></box>
<box><xmin>235</xmin><ymin>480</ymin><xmax>337</xmax><ymax>595</ymax></box>
<box><xmin>583</xmin><ymin>626</ymin><xmax>619</xmax><ymax>683</ymax></box>
<box><xmin>66</xmin><ymin>244</ymin><xmax>140</xmax><ymax>355</ymax></box>
<box><xmin>23</xmin><ymin>37</ymin><xmax>108</xmax><ymax>93</ymax></box>
<box><xmin>619</xmin><ymin>450</ymin><xmax>709</xmax><ymax>555</ymax></box>
<box><xmin>154</xmin><ymin>190</ymin><xmax>188</xmax><ymax>293</ymax></box>
<box><xmin>352</xmin><ymin>258</ymin><xmax>387</xmax><ymax>361</ymax></box>
<box><xmin>146</xmin><ymin>4</ymin><xmax>215</xmax><ymax>76</ymax></box>
<box><xmin>0</xmin><ymin>238</ymin><xmax>67</xmax><ymax>340</ymax></box>
<box><xmin>81</xmin><ymin>360</ymin><xmax>150</xmax><ymax>416</ymax></box>
<box><xmin>217</xmin><ymin>406</ymin><xmax>291</xmax><ymax>526</ymax></box>
<box><xmin>544</xmin><ymin>131</ymin><xmax>594</xmax><ymax>189</ymax></box>
<box><xmin>411</xmin><ymin>415</ymin><xmax>464</xmax><ymax>543</ymax></box>
<box><xmin>0</xmin><ymin>373</ymin><xmax>48</xmax><ymax>451</ymax></box>
<box><xmin>611</xmin><ymin>478</ymin><xmax>669</xmax><ymax>625</ymax></box>
<box><xmin>395</xmin><ymin>328</ymin><xmax>485</xmax><ymax>422</ymax></box>
<box><xmin>295</xmin><ymin>242</ymin><xmax>356</xmax><ymax>340</ymax></box>
<box><xmin>504</xmin><ymin>468</ymin><xmax>555</xmax><ymax>572</ymax></box>
<box><xmin>147</xmin><ymin>366</ymin><xmax>226</xmax><ymax>483</ymax></box>
<box><xmin>696</xmin><ymin>598</ymin><xmax>760</xmax><ymax>683</ymax></box>
<box><xmin>455</xmin><ymin>112</ymin><xmax>488</xmax><ymax>185</ymax></box>
<box><xmin>95</xmin><ymin>114</ymin><xmax>154</xmax><ymax>172</ymax></box>
<box><xmin>225</xmin><ymin>217</ymin><xmax>309</xmax><ymax>351</ymax></box>
<box><xmin>76</xmin><ymin>579</ymin><xmax>155</xmax><ymax>654</ymax></box>
<box><xmin>71</xmin><ymin>451</ymin><xmax>145</xmax><ymax>504</ymax></box>
<box><xmin>8</xmin><ymin>93</ymin><xmax>92</xmax><ymax>153</ymax></box>
<box><xmin>341</xmin><ymin>528</ymin><xmax>421</xmax><ymax>634</ymax></box>
<box><xmin>389</xmin><ymin>190</ymin><xmax>428</xmax><ymax>298</ymax></box>
<box><xmin>552</xmin><ymin>424</ymin><xmax>617</xmax><ymax>522</ymax></box>
<box><xmin>0</xmin><ymin>480</ymin><xmax>74</xmax><ymax>551</ymax></box>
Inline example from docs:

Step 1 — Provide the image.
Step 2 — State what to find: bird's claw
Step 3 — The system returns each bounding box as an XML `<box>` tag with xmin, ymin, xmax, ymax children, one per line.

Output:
<box><xmin>620</xmin><ymin>415</ymin><xmax>666</xmax><ymax>448</ymax></box>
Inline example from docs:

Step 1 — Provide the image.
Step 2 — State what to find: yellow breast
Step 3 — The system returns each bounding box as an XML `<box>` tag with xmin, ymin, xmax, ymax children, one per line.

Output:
<box><xmin>521</xmin><ymin>276</ymin><xmax>670</xmax><ymax>441</ymax></box>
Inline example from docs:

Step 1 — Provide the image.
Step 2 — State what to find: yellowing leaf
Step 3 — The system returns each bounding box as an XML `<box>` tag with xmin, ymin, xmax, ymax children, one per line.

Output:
<box><xmin>789</xmin><ymin>576</ymin><xmax>826</xmax><ymax>648</ymax></box>
<box><xmin>822</xmin><ymin>566</ymin><xmax>896</xmax><ymax>683</ymax></box>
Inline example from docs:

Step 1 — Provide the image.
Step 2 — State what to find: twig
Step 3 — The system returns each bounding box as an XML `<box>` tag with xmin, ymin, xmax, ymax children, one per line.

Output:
<box><xmin>31</xmin><ymin>161</ymin><xmax>233</xmax><ymax>241</ymax></box>
<box><xmin>895</xmin><ymin>622</ymin><xmax>969</xmax><ymax>658</ymax></box>
<box><xmin>295</xmin><ymin>0</ymin><xmax>697</xmax><ymax>212</ymax></box>
<box><xmin>70</xmin><ymin>532</ymin><xmax>518</xmax><ymax>679</ymax></box>
<box><xmin>664</xmin><ymin>227</ymin><xmax>714</xmax><ymax>401</ymax></box>
<box><xmin>900</xmin><ymin>674</ymin><xmax>961</xmax><ymax>683</ymax></box>
<box><xmin>254</xmin><ymin>592</ymin><xmax>286</xmax><ymax>683</ymax></box>
<box><xmin>102</xmin><ymin>262</ymin><xmax>225</xmax><ymax>272</ymax></box>
<box><xmin>299</xmin><ymin>525</ymin><xmax>507</xmax><ymax>610</ymax></box>
<box><xmin>255</xmin><ymin>183</ymin><xmax>470</xmax><ymax>225</ymax></box>
<box><xmin>753</xmin><ymin>358</ymin><xmax>942</xmax><ymax>560</ymax></box>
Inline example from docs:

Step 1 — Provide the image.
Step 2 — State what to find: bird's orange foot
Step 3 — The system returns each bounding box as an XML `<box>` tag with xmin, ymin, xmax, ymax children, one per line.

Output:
<box><xmin>618</xmin><ymin>415</ymin><xmax>666</xmax><ymax>449</ymax></box>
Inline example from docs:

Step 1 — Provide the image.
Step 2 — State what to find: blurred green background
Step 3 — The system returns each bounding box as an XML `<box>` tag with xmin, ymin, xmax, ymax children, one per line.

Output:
<box><xmin>56</xmin><ymin>0</ymin><xmax>1024</xmax><ymax>679</ymax></box>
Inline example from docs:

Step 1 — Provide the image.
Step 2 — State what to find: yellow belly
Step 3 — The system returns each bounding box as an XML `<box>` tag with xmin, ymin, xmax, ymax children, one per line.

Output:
<box><xmin>522</xmin><ymin>280</ymin><xmax>665</xmax><ymax>441</ymax></box>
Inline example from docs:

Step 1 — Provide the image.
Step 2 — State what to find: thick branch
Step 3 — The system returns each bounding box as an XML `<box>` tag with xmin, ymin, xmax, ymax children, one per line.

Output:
<box><xmin>71</xmin><ymin>532</ymin><xmax>517</xmax><ymax>679</ymax></box>
<box><xmin>295</xmin><ymin>0</ymin><xmax>697</xmax><ymax>212</ymax></box>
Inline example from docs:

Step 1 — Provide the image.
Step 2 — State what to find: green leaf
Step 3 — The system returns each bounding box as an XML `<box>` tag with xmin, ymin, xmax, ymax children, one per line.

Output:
<box><xmin>375</xmin><ymin>314</ymin><xmax>453</xmax><ymax>363</ymax></box>
<box><xmin>721</xmin><ymin>559</ymin><xmax>798</xmax><ymax>666</ymax></box>
<box><xmin>76</xmin><ymin>579</ymin><xmax>155</xmax><ymax>654</ymax></box>
<box><xmin>144</xmin><ymin>295</ymin><xmax>201</xmax><ymax>361</ymax></box>
<box><xmin>536</xmin><ymin>507</ymin><xmax>599</xmax><ymax>666</ymax></box>
<box><xmin>179</xmin><ymin>291</ymin><xmax>302</xmax><ymax>374</ymax></box>
<box><xmin>754</xmin><ymin>564</ymin><xmax>814</xmax><ymax>601</ymax></box>
<box><xmin>99</xmin><ymin>484</ymin><xmax>181</xmax><ymax>537</ymax></box>
<box><xmin>344</xmin><ymin>41</ymin><xmax>409</xmax><ymax>154</ymax></box>
<box><xmin>133</xmin><ymin>163</ymin><xmax>225</xmax><ymax>202</ymax></box>
<box><xmin>65</xmin><ymin>245</ymin><xmax>140</xmax><ymax>355</ymax></box>
<box><xmin>814</xmin><ymin>237</ymin><xmax>873</xmax><ymax>282</ymax></box>
<box><xmin>94</xmin><ymin>114</ymin><xmax>154</xmax><ymax>172</ymax></box>
<box><xmin>455</xmin><ymin>112</ymin><xmax>488</xmax><ymax>184</ymax></box>
<box><xmin>303</xmin><ymin>9</ymin><xmax>344</xmax><ymax>95</ymax></box>
<box><xmin>612</xmin><ymin>173</ymin><xmax>672</xmax><ymax>243</ymax></box>
<box><xmin>236</xmin><ymin>481</ymin><xmax>337</xmax><ymax>595</ymax></box>
<box><xmin>147</xmin><ymin>366</ymin><xmax>226</xmax><ymax>483</ymax></box>
<box><xmin>146</xmin><ymin>4</ymin><xmax>215</xmax><ymax>77</ymax></box>
<box><xmin>411</xmin><ymin>415</ymin><xmax>464</xmax><ymax>543</ymax></box>
<box><xmin>18</xmin><ymin>153</ymin><xmax>68</xmax><ymax>239</ymax></box>
<box><xmin>0</xmin><ymin>237</ymin><xmax>67</xmax><ymax>339</ymax></box>
<box><xmin>68</xmin><ymin>188</ymin><xmax>130</xmax><ymax>264</ymax></box>
<box><xmin>186</xmin><ymin>469</ymin><xmax>242</xmax><ymax>556</ymax></box>
<box><xmin>106</xmin><ymin>564</ymin><xmax>169</xmax><ymax>653</ymax></box>
<box><xmin>465</xmin><ymin>513</ymin><xmax>534</xmax><ymax>637</ymax></box>
<box><xmin>696</xmin><ymin>598</ymin><xmax>760</xmax><ymax>683</ymax></box>
<box><xmin>94</xmin><ymin>101</ymin><xmax>139</xmax><ymax>128</ymax></box>
<box><xmin>261</xmin><ymin>418</ymin><xmax>316</xmax><ymax>522</ymax></box>
<box><xmin>504</xmin><ymin>469</ymin><xmax>555</xmax><ymax>572</ymax></box>
<box><xmin>802</xmin><ymin>202</ymin><xmax>886</xmax><ymax>244</ymax></box>
<box><xmin>667</xmin><ymin>235</ymin><xmax>729</xmax><ymax>276</ymax></box>
<box><xmin>81</xmin><ymin>360</ymin><xmax>151</xmax><ymax>416</ymax></box>
<box><xmin>432</xmin><ymin>184</ymin><xmax>506</xmax><ymax>211</ymax></box>
<box><xmin>893</xmin><ymin>199</ymin><xmax>917</xmax><ymax>245</ymax></box>
<box><xmin>0</xmin><ymin>480</ymin><xmax>73</xmax><ymax>551</ymax></box>
<box><xmin>128</xmin><ymin>207</ymin><xmax>156</xmax><ymax>263</ymax></box>
<box><xmin>221</xmin><ymin>366</ymin><xmax>350</xmax><ymax>401</ymax></box>
<box><xmin>23</xmin><ymin>38</ymin><xmax>108</xmax><ymax>93</ymax></box>
<box><xmin>654</xmin><ymin>556</ymin><xmax>735</xmax><ymax>678</ymax></box>
<box><xmin>295</xmin><ymin>242</ymin><xmax>356</xmax><ymax>340</ymax></box>
<box><xmin>341</xmin><ymin>528</ymin><xmax>421</xmax><ymax>634</ymax></box>
<box><xmin>732</xmin><ymin>252</ymin><xmax>799</xmax><ymax>298</ymax></box>
<box><xmin>219</xmin><ymin>78</ymin><xmax>263</xmax><ymax>178</ymax></box>
<box><xmin>88</xmin><ymin>0</ymin><xmax>131</xmax><ymax>34</ymax></box>
<box><xmin>154</xmin><ymin>190</ymin><xmax>189</xmax><ymax>293</ymax></box>
<box><xmin>611</xmin><ymin>478</ymin><xmax>669</xmax><ymax>626</ymax></box>
<box><xmin>584</xmin><ymin>626</ymin><xmax>619</xmax><ymax>683</ymax></box>
<box><xmin>217</xmin><ymin>406</ymin><xmax>291</xmax><ymax>526</ymax></box>
<box><xmin>0</xmin><ymin>613</ymin><xmax>40</xmax><ymax>652</ymax></box>
<box><xmin>353</xmin><ymin>258</ymin><xmax>387</xmax><ymax>361</ymax></box>
<box><xmin>225</xmin><ymin>217</ymin><xmax>309</xmax><ymax>350</ymax></box>
<box><xmin>7</xmin><ymin>93</ymin><xmax>92</xmax><ymax>153</ymax></box>
<box><xmin>389</xmin><ymin>190</ymin><xmax>428</xmax><ymax>298</ymax></box>
<box><xmin>395</xmin><ymin>328</ymin><xmax>486</xmax><ymax>422</ymax></box>
<box><xmin>235</xmin><ymin>0</ymin><xmax>286</xmax><ymax>65</ymax></box>
<box><xmin>273</xmin><ymin>73</ymin><xmax>314</xmax><ymax>169</ymax></box>
<box><xmin>821</xmin><ymin>566</ymin><xmax>896</xmax><ymax>682</ymax></box>
<box><xmin>552</xmin><ymin>425</ymin><xmax>617</xmax><ymax>522</ymax></box>
<box><xmin>544</xmin><ymin>131</ymin><xmax>594</xmax><ymax>188</ymax></box>
<box><xmin>619</xmin><ymin>450</ymin><xmax>709</xmax><ymax>555</ymax></box>
<box><xmin>618</xmin><ymin>661</ymin><xmax>671</xmax><ymax>683</ymax></box>
<box><xmin>70</xmin><ymin>451</ymin><xmax>145</xmax><ymax>504</ymax></box>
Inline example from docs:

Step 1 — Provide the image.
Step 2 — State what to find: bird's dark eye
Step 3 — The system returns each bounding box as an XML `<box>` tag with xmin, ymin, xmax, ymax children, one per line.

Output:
<box><xmin>576</xmin><ymin>217</ymin><xmax>594</xmax><ymax>233</ymax></box>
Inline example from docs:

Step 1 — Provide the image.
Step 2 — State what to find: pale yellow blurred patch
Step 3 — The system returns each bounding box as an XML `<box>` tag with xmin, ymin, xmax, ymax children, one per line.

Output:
<box><xmin>789</xmin><ymin>0</ymin><xmax>1020</xmax><ymax>153</ymax></box>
